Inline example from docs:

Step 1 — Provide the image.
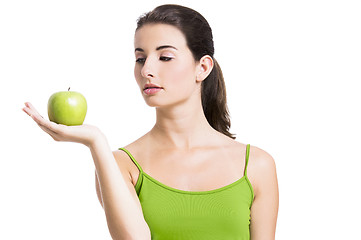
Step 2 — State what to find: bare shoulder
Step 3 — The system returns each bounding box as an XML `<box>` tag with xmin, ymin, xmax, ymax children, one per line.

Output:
<box><xmin>112</xmin><ymin>136</ymin><xmax>148</xmax><ymax>186</ymax></box>
<box><xmin>113</xmin><ymin>137</ymin><xmax>157</xmax><ymax>189</ymax></box>
<box><xmin>112</xmin><ymin>148</ymin><xmax>133</xmax><ymax>166</ymax></box>
<box><xmin>111</xmin><ymin>147</ymin><xmax>136</xmax><ymax>182</ymax></box>
<box><xmin>247</xmin><ymin>145</ymin><xmax>278</xmax><ymax>196</ymax></box>
<box><xmin>249</xmin><ymin>145</ymin><xmax>276</xmax><ymax>169</ymax></box>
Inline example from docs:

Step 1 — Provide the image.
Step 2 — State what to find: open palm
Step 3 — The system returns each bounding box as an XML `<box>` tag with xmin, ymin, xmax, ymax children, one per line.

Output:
<box><xmin>22</xmin><ymin>102</ymin><xmax>102</xmax><ymax>147</ymax></box>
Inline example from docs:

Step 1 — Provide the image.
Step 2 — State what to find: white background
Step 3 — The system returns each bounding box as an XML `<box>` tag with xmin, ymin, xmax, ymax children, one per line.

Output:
<box><xmin>1</xmin><ymin>0</ymin><xmax>360</xmax><ymax>239</ymax></box>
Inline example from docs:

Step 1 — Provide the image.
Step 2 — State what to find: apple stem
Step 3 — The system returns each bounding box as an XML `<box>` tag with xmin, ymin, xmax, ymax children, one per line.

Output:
<box><xmin>68</xmin><ymin>87</ymin><xmax>70</xmax><ymax>91</ymax></box>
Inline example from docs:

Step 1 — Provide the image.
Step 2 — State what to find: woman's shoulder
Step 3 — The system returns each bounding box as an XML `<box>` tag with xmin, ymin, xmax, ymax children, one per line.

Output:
<box><xmin>230</xmin><ymin>140</ymin><xmax>276</xmax><ymax>170</ymax></box>
<box><xmin>248</xmin><ymin>144</ymin><xmax>276</xmax><ymax>167</ymax></box>
<box><xmin>245</xmin><ymin>144</ymin><xmax>277</xmax><ymax>196</ymax></box>
<box><xmin>112</xmin><ymin>135</ymin><xmax>149</xmax><ymax>186</ymax></box>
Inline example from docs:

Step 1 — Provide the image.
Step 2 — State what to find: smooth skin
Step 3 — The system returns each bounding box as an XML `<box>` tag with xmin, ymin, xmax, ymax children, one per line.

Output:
<box><xmin>23</xmin><ymin>23</ymin><xmax>278</xmax><ymax>240</ymax></box>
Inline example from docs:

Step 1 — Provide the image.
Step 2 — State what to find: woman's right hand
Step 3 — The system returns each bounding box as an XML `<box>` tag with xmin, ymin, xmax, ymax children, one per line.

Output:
<box><xmin>22</xmin><ymin>102</ymin><xmax>103</xmax><ymax>147</ymax></box>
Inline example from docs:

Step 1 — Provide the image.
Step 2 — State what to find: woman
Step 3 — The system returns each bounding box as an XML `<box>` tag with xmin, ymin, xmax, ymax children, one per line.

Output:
<box><xmin>23</xmin><ymin>4</ymin><xmax>278</xmax><ymax>240</ymax></box>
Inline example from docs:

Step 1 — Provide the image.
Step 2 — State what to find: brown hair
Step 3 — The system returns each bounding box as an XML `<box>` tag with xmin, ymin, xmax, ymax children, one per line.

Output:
<box><xmin>136</xmin><ymin>4</ymin><xmax>236</xmax><ymax>139</ymax></box>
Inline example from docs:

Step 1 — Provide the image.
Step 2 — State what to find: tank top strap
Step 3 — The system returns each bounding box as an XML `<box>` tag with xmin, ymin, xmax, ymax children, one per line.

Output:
<box><xmin>118</xmin><ymin>148</ymin><xmax>144</xmax><ymax>173</ymax></box>
<box><xmin>243</xmin><ymin>144</ymin><xmax>251</xmax><ymax>177</ymax></box>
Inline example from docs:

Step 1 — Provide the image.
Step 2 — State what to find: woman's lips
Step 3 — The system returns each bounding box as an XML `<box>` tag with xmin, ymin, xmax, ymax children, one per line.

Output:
<box><xmin>143</xmin><ymin>87</ymin><xmax>163</xmax><ymax>95</ymax></box>
<box><xmin>144</xmin><ymin>83</ymin><xmax>162</xmax><ymax>89</ymax></box>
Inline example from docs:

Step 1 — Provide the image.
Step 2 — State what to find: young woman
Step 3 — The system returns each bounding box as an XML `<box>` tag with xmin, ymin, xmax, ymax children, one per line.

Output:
<box><xmin>23</xmin><ymin>4</ymin><xmax>279</xmax><ymax>240</ymax></box>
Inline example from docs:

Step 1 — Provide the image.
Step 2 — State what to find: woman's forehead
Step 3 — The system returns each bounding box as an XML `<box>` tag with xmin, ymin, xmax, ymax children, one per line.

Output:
<box><xmin>134</xmin><ymin>24</ymin><xmax>187</xmax><ymax>50</ymax></box>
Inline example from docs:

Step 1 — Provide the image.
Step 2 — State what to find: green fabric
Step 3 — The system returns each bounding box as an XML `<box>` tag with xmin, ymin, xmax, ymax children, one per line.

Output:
<box><xmin>119</xmin><ymin>144</ymin><xmax>254</xmax><ymax>240</ymax></box>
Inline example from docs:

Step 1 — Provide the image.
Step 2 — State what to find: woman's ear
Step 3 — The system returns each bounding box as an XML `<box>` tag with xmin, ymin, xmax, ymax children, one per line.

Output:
<box><xmin>196</xmin><ymin>55</ymin><xmax>214</xmax><ymax>82</ymax></box>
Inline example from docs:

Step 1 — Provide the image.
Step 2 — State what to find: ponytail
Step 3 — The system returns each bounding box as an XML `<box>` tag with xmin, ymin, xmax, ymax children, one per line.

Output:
<box><xmin>201</xmin><ymin>59</ymin><xmax>236</xmax><ymax>139</ymax></box>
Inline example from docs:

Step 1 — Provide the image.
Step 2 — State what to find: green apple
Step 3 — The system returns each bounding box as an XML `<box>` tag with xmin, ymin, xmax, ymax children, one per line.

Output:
<box><xmin>47</xmin><ymin>88</ymin><xmax>87</xmax><ymax>126</ymax></box>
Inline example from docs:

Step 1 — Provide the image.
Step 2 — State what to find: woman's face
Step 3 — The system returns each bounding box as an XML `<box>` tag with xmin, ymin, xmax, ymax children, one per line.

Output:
<box><xmin>134</xmin><ymin>23</ymin><xmax>200</xmax><ymax>107</ymax></box>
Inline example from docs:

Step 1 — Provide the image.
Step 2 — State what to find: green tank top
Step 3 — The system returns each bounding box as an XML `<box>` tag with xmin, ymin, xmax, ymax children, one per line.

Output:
<box><xmin>118</xmin><ymin>144</ymin><xmax>254</xmax><ymax>240</ymax></box>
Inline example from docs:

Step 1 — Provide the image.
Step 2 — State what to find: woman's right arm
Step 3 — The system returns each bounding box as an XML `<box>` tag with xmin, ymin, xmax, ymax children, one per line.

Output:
<box><xmin>90</xmin><ymin>134</ymin><xmax>151</xmax><ymax>240</ymax></box>
<box><xmin>23</xmin><ymin>102</ymin><xmax>151</xmax><ymax>240</ymax></box>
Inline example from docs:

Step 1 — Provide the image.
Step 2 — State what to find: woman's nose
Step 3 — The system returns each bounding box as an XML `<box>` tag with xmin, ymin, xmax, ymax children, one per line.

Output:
<box><xmin>141</xmin><ymin>59</ymin><xmax>155</xmax><ymax>78</ymax></box>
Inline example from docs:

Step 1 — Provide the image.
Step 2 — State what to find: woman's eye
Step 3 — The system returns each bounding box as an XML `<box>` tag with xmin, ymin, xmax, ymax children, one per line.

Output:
<box><xmin>136</xmin><ymin>58</ymin><xmax>146</xmax><ymax>64</ymax></box>
<box><xmin>160</xmin><ymin>56</ymin><xmax>172</xmax><ymax>61</ymax></box>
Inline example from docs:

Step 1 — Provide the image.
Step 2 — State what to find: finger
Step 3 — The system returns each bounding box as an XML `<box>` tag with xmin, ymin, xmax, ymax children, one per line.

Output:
<box><xmin>23</xmin><ymin>107</ymin><xmax>38</xmax><ymax>123</ymax></box>
<box><xmin>23</xmin><ymin>103</ymin><xmax>60</xmax><ymax>133</ymax></box>
<box><xmin>24</xmin><ymin>102</ymin><xmax>44</xmax><ymax>119</ymax></box>
<box><xmin>23</xmin><ymin>103</ymin><xmax>49</xmax><ymax>127</ymax></box>
<box><xmin>23</xmin><ymin>102</ymin><xmax>71</xmax><ymax>142</ymax></box>
<box><xmin>22</xmin><ymin>106</ymin><xmax>32</xmax><ymax>117</ymax></box>
<box><xmin>23</xmin><ymin>103</ymin><xmax>41</xmax><ymax>120</ymax></box>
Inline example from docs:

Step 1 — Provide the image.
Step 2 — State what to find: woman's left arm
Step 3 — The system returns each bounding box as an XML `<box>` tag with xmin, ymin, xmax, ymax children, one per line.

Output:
<box><xmin>248</xmin><ymin>146</ymin><xmax>279</xmax><ymax>240</ymax></box>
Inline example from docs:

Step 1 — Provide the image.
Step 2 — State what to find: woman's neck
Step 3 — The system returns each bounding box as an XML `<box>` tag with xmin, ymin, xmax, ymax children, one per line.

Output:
<box><xmin>149</xmin><ymin>100</ymin><xmax>219</xmax><ymax>151</ymax></box>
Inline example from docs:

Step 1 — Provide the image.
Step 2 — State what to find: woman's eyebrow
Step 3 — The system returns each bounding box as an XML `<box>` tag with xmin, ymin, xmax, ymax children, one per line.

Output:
<box><xmin>135</xmin><ymin>45</ymin><xmax>178</xmax><ymax>52</ymax></box>
<box><xmin>156</xmin><ymin>45</ymin><xmax>177</xmax><ymax>51</ymax></box>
